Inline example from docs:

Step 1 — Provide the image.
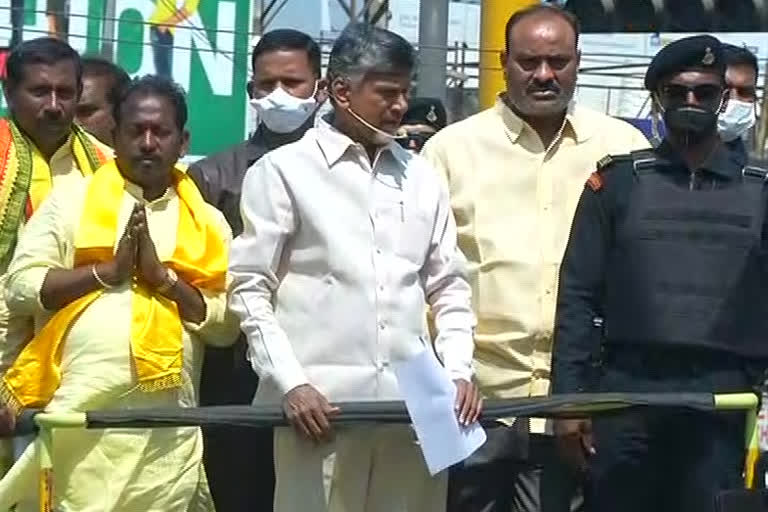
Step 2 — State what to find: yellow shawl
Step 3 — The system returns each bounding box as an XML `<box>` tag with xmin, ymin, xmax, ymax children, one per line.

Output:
<box><xmin>0</xmin><ymin>160</ymin><xmax>228</xmax><ymax>414</ymax></box>
<box><xmin>0</xmin><ymin>119</ymin><xmax>108</xmax><ymax>269</ymax></box>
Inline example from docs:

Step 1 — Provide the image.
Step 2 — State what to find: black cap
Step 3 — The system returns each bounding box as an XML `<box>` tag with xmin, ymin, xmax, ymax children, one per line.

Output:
<box><xmin>401</xmin><ymin>97</ymin><xmax>447</xmax><ymax>131</ymax></box>
<box><xmin>644</xmin><ymin>35</ymin><xmax>725</xmax><ymax>92</ymax></box>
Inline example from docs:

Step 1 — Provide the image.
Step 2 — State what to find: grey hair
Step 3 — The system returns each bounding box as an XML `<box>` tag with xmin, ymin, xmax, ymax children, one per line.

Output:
<box><xmin>327</xmin><ymin>23</ymin><xmax>415</xmax><ymax>84</ymax></box>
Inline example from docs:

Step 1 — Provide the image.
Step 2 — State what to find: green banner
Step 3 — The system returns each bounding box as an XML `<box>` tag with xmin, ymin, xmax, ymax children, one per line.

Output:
<box><xmin>0</xmin><ymin>0</ymin><xmax>252</xmax><ymax>157</ymax></box>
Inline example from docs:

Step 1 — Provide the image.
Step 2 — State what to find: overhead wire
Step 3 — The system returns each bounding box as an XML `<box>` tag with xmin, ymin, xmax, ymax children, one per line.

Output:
<box><xmin>6</xmin><ymin>5</ymin><xmax>768</xmax><ymax>89</ymax></box>
<box><xmin>8</xmin><ymin>5</ymin><xmax>768</xmax><ymax>60</ymax></box>
<box><xmin>1</xmin><ymin>5</ymin><xmax>519</xmax><ymax>54</ymax></box>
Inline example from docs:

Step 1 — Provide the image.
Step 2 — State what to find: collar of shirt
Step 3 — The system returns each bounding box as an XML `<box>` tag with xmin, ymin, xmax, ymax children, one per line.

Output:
<box><xmin>249</xmin><ymin>115</ymin><xmax>315</xmax><ymax>166</ymax></box>
<box><xmin>122</xmin><ymin>166</ymin><xmax>182</xmax><ymax>207</ymax></box>
<box><xmin>493</xmin><ymin>94</ymin><xmax>595</xmax><ymax>145</ymax></box>
<box><xmin>50</xmin><ymin>133</ymin><xmax>74</xmax><ymax>164</ymax></box>
<box><xmin>27</xmin><ymin>132</ymin><xmax>73</xmax><ymax>166</ymax></box>
<box><xmin>656</xmin><ymin>139</ymin><xmax>743</xmax><ymax>180</ymax></box>
<box><xmin>315</xmin><ymin>115</ymin><xmax>405</xmax><ymax>172</ymax></box>
<box><xmin>724</xmin><ymin>136</ymin><xmax>749</xmax><ymax>169</ymax></box>
<box><xmin>245</xmin><ymin>126</ymin><xmax>270</xmax><ymax>167</ymax></box>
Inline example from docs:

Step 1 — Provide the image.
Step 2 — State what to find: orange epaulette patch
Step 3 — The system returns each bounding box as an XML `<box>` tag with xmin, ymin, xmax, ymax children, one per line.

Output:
<box><xmin>586</xmin><ymin>171</ymin><xmax>603</xmax><ymax>192</ymax></box>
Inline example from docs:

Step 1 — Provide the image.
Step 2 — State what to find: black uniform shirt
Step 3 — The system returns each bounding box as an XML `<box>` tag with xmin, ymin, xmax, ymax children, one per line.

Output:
<box><xmin>551</xmin><ymin>140</ymin><xmax>768</xmax><ymax>394</ymax></box>
<box><xmin>188</xmin><ymin>117</ymin><xmax>313</xmax><ymax>236</ymax></box>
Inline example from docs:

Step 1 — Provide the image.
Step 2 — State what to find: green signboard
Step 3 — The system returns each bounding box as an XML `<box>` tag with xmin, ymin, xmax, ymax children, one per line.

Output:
<box><xmin>0</xmin><ymin>0</ymin><xmax>252</xmax><ymax>158</ymax></box>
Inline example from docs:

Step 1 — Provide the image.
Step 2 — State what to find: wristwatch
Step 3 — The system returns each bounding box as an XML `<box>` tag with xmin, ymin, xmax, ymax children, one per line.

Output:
<box><xmin>156</xmin><ymin>267</ymin><xmax>179</xmax><ymax>294</ymax></box>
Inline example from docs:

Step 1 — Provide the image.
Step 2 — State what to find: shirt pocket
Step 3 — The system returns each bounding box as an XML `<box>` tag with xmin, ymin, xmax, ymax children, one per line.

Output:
<box><xmin>374</xmin><ymin>200</ymin><xmax>433</xmax><ymax>266</ymax></box>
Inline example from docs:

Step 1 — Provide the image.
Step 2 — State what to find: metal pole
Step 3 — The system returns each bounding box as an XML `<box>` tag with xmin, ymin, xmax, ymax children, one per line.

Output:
<box><xmin>478</xmin><ymin>0</ymin><xmax>538</xmax><ymax>109</ymax></box>
<box><xmin>10</xmin><ymin>0</ymin><xmax>23</xmax><ymax>48</ymax></box>
<box><xmin>100</xmin><ymin>0</ymin><xmax>117</xmax><ymax>60</ymax></box>
<box><xmin>255</xmin><ymin>0</ymin><xmax>265</xmax><ymax>35</ymax></box>
<box><xmin>417</xmin><ymin>0</ymin><xmax>449</xmax><ymax>101</ymax></box>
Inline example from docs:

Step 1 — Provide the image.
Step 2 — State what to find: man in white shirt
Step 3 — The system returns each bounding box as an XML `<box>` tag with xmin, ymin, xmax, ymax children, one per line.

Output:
<box><xmin>229</xmin><ymin>22</ymin><xmax>481</xmax><ymax>512</ymax></box>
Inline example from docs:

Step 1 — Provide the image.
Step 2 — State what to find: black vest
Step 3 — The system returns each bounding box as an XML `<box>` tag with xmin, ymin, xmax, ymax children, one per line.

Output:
<box><xmin>603</xmin><ymin>153</ymin><xmax>768</xmax><ymax>356</ymax></box>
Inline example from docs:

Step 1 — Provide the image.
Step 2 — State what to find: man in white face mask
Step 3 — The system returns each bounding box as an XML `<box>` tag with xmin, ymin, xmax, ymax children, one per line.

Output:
<box><xmin>719</xmin><ymin>43</ymin><xmax>758</xmax><ymax>163</ymax></box>
<box><xmin>187</xmin><ymin>28</ymin><xmax>323</xmax><ymax>512</ymax></box>
<box><xmin>230</xmin><ymin>23</ymin><xmax>481</xmax><ymax>512</ymax></box>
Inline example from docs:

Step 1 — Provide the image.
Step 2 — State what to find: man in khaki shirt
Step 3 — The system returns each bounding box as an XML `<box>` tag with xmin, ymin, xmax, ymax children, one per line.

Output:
<box><xmin>422</xmin><ymin>5</ymin><xmax>649</xmax><ymax>512</ymax></box>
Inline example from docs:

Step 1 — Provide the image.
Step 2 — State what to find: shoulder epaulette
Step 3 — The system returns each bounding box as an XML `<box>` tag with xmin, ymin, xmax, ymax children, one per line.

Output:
<box><xmin>589</xmin><ymin>153</ymin><xmax>632</xmax><ymax>192</ymax></box>
<box><xmin>596</xmin><ymin>153</ymin><xmax>632</xmax><ymax>173</ymax></box>
<box><xmin>597</xmin><ymin>154</ymin><xmax>613</xmax><ymax>171</ymax></box>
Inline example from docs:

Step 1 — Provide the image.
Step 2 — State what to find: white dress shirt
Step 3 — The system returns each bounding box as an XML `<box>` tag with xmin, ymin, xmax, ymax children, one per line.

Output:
<box><xmin>229</xmin><ymin>117</ymin><xmax>475</xmax><ymax>405</ymax></box>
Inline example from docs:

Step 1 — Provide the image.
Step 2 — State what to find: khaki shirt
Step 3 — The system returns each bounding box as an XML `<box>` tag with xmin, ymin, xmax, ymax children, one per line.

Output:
<box><xmin>422</xmin><ymin>96</ymin><xmax>650</xmax><ymax>431</ymax></box>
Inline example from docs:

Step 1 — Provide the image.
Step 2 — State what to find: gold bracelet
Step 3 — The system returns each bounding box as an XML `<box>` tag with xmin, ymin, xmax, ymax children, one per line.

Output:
<box><xmin>156</xmin><ymin>268</ymin><xmax>179</xmax><ymax>295</ymax></box>
<box><xmin>91</xmin><ymin>264</ymin><xmax>113</xmax><ymax>289</ymax></box>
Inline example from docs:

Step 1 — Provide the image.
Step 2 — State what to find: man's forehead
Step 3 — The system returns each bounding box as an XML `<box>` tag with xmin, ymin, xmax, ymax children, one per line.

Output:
<box><xmin>512</xmin><ymin>47</ymin><xmax>576</xmax><ymax>58</ymax></box>
<box><xmin>509</xmin><ymin>14</ymin><xmax>576</xmax><ymax>49</ymax></box>
<box><xmin>254</xmin><ymin>49</ymin><xmax>311</xmax><ymax>73</ymax></box>
<box><xmin>80</xmin><ymin>76</ymin><xmax>110</xmax><ymax>98</ymax></box>
<box><xmin>726</xmin><ymin>64</ymin><xmax>757</xmax><ymax>84</ymax></box>
<box><xmin>122</xmin><ymin>94</ymin><xmax>174</xmax><ymax>120</ymax></box>
<box><xmin>664</xmin><ymin>70</ymin><xmax>723</xmax><ymax>86</ymax></box>
<box><xmin>362</xmin><ymin>70</ymin><xmax>411</xmax><ymax>85</ymax></box>
<box><xmin>19</xmin><ymin>60</ymin><xmax>77</xmax><ymax>82</ymax></box>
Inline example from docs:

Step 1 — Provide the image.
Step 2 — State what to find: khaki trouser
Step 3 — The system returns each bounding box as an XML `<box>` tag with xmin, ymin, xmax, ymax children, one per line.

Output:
<box><xmin>274</xmin><ymin>424</ymin><xmax>447</xmax><ymax>512</ymax></box>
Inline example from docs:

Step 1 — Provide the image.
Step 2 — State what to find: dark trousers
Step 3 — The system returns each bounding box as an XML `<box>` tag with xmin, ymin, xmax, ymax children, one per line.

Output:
<box><xmin>588</xmin><ymin>346</ymin><xmax>756</xmax><ymax>512</ymax></box>
<box><xmin>199</xmin><ymin>337</ymin><xmax>274</xmax><ymax>512</ymax></box>
<box><xmin>589</xmin><ymin>408</ymin><xmax>745</xmax><ymax>512</ymax></box>
<box><xmin>448</xmin><ymin>419</ymin><xmax>583</xmax><ymax>512</ymax></box>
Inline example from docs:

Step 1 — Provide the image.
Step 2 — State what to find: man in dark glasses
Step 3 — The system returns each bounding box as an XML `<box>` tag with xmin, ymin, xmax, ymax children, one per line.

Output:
<box><xmin>396</xmin><ymin>97</ymin><xmax>447</xmax><ymax>153</ymax></box>
<box><xmin>552</xmin><ymin>35</ymin><xmax>768</xmax><ymax>512</ymax></box>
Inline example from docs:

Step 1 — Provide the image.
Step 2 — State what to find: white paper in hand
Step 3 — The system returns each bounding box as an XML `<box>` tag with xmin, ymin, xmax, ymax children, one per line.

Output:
<box><xmin>393</xmin><ymin>348</ymin><xmax>486</xmax><ymax>475</ymax></box>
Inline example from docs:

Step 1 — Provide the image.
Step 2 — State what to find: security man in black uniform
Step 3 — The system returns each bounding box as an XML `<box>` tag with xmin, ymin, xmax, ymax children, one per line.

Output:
<box><xmin>550</xmin><ymin>35</ymin><xmax>768</xmax><ymax>512</ymax></box>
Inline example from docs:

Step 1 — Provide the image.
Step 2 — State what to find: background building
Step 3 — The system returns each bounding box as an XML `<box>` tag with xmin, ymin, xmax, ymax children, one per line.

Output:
<box><xmin>0</xmin><ymin>0</ymin><xmax>765</xmax><ymax>159</ymax></box>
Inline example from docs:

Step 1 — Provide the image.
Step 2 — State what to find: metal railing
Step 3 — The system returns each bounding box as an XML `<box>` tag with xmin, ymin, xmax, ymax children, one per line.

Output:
<box><xmin>0</xmin><ymin>392</ymin><xmax>759</xmax><ymax>512</ymax></box>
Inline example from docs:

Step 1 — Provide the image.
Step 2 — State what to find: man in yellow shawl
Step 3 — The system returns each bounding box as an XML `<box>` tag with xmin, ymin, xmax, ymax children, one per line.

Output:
<box><xmin>0</xmin><ymin>75</ymin><xmax>238</xmax><ymax>511</ymax></box>
<box><xmin>0</xmin><ymin>37</ymin><xmax>112</xmax><ymax>474</ymax></box>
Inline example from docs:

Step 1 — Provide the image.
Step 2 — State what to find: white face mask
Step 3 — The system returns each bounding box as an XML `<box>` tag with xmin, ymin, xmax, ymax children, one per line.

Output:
<box><xmin>718</xmin><ymin>98</ymin><xmax>756</xmax><ymax>142</ymax></box>
<box><xmin>250</xmin><ymin>82</ymin><xmax>317</xmax><ymax>133</ymax></box>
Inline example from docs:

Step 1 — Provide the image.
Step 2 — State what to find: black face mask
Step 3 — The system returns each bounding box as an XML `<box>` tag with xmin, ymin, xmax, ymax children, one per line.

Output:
<box><xmin>662</xmin><ymin>104</ymin><xmax>718</xmax><ymax>143</ymax></box>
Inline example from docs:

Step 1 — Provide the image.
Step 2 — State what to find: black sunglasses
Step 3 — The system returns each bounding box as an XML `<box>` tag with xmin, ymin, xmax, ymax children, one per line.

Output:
<box><xmin>660</xmin><ymin>83</ymin><xmax>724</xmax><ymax>105</ymax></box>
<box><xmin>396</xmin><ymin>132</ymin><xmax>433</xmax><ymax>151</ymax></box>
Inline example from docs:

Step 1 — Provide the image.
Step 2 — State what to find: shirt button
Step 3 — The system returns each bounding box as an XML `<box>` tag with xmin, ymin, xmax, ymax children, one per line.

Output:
<box><xmin>376</xmin><ymin>248</ymin><xmax>382</xmax><ymax>255</ymax></box>
<box><xmin>378</xmin><ymin>284</ymin><xmax>384</xmax><ymax>292</ymax></box>
<box><xmin>379</xmin><ymin>322</ymin><xmax>386</xmax><ymax>330</ymax></box>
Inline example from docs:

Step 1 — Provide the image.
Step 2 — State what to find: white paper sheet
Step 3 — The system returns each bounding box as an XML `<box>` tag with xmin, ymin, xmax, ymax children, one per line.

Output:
<box><xmin>393</xmin><ymin>348</ymin><xmax>487</xmax><ymax>475</ymax></box>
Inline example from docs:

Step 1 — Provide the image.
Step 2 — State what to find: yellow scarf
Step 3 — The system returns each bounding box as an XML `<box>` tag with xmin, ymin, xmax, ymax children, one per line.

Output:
<box><xmin>0</xmin><ymin>160</ymin><xmax>227</xmax><ymax>414</ymax></box>
<box><xmin>0</xmin><ymin>120</ymin><xmax>108</xmax><ymax>269</ymax></box>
